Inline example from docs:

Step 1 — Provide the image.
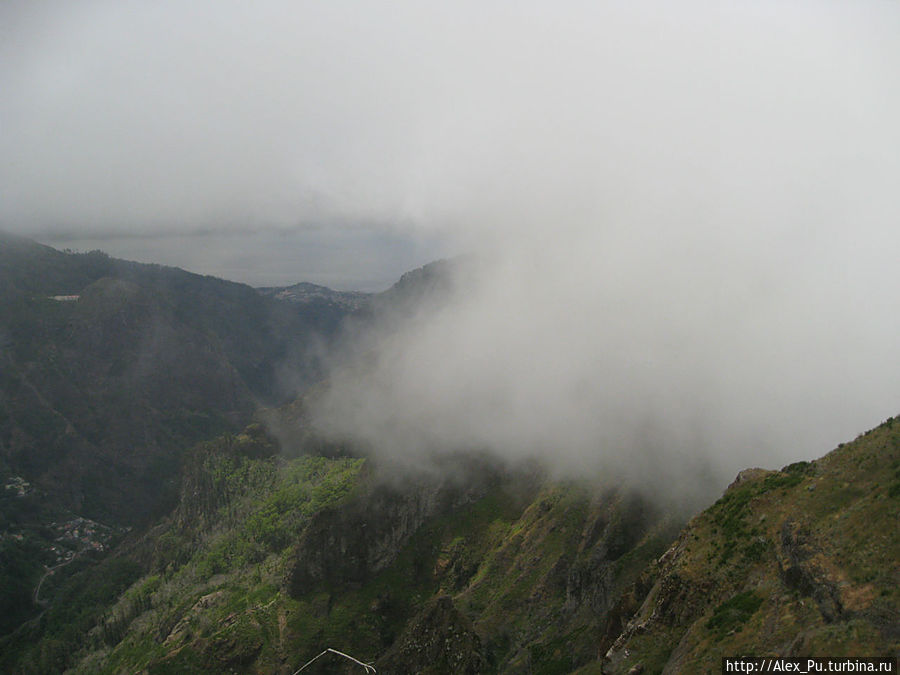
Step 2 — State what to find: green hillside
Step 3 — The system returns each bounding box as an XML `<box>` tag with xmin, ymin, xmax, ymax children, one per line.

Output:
<box><xmin>0</xmin><ymin>233</ymin><xmax>350</xmax><ymax>523</ymax></box>
<box><xmin>599</xmin><ymin>417</ymin><xmax>900</xmax><ymax>673</ymax></box>
<box><xmin>4</xmin><ymin>413</ymin><xmax>897</xmax><ymax>674</ymax></box>
<box><xmin>0</xmin><ymin>233</ymin><xmax>354</xmax><ymax>637</ymax></box>
<box><xmin>3</xmin><ymin>420</ymin><xmax>680</xmax><ymax>674</ymax></box>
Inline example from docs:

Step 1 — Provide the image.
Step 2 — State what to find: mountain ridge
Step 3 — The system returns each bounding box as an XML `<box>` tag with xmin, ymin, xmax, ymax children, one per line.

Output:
<box><xmin>599</xmin><ymin>417</ymin><xmax>899</xmax><ymax>672</ymax></box>
<box><xmin>0</xmin><ymin>233</ymin><xmax>361</xmax><ymax>635</ymax></box>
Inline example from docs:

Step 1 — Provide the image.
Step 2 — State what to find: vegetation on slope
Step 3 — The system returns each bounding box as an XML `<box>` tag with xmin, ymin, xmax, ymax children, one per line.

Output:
<box><xmin>0</xmin><ymin>235</ymin><xmax>350</xmax><ymax>524</ymax></box>
<box><xmin>1</xmin><ymin>424</ymin><xmax>364</xmax><ymax>674</ymax></box>
<box><xmin>7</xmin><ymin>234</ymin><xmax>895</xmax><ymax>673</ymax></box>
<box><xmin>50</xmin><ymin>453</ymin><xmax>676</xmax><ymax>674</ymax></box>
<box><xmin>3</xmin><ymin>415</ymin><xmax>681</xmax><ymax>675</ymax></box>
<box><xmin>0</xmin><ymin>233</ymin><xmax>358</xmax><ymax>642</ymax></box>
<box><xmin>9</xmin><ymin>410</ymin><xmax>897</xmax><ymax>674</ymax></box>
<box><xmin>602</xmin><ymin>416</ymin><xmax>900</xmax><ymax>673</ymax></box>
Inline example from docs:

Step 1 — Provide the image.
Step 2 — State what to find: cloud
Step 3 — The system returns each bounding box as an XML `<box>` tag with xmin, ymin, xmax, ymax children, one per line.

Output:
<box><xmin>302</xmin><ymin>1</ymin><xmax>897</xmax><ymax>495</ymax></box>
<box><xmin>3</xmin><ymin>1</ymin><xmax>898</xmax><ymax>242</ymax></box>
<box><xmin>311</xmin><ymin>217</ymin><xmax>900</xmax><ymax>500</ymax></box>
<box><xmin>3</xmin><ymin>1</ymin><xmax>900</xmax><ymax>494</ymax></box>
<box><xmin>1</xmin><ymin>1</ymin><xmax>423</xmax><ymax>233</ymax></box>
<box><xmin>0</xmin><ymin>0</ymin><xmax>897</xmax><ymax>240</ymax></box>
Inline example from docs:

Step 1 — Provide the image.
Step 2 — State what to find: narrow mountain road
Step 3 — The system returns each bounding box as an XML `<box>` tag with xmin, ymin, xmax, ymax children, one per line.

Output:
<box><xmin>33</xmin><ymin>550</ymin><xmax>83</xmax><ymax>607</ymax></box>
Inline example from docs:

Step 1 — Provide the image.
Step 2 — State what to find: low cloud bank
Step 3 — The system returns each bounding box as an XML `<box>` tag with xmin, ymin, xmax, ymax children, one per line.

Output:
<box><xmin>309</xmin><ymin>219</ymin><xmax>899</xmax><ymax>499</ymax></box>
<box><xmin>305</xmin><ymin>2</ymin><xmax>900</xmax><ymax>497</ymax></box>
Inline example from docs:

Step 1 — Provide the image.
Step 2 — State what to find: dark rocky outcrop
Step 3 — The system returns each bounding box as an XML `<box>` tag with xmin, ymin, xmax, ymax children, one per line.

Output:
<box><xmin>285</xmin><ymin>462</ymin><xmax>501</xmax><ymax>597</ymax></box>
<box><xmin>777</xmin><ymin>519</ymin><xmax>843</xmax><ymax>623</ymax></box>
<box><xmin>377</xmin><ymin>596</ymin><xmax>486</xmax><ymax>674</ymax></box>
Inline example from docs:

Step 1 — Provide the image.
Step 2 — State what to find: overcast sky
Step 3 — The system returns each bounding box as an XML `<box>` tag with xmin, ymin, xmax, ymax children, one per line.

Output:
<box><xmin>4</xmin><ymin>1</ymin><xmax>900</xmax><ymax>486</ymax></box>
<box><xmin>2</xmin><ymin>1</ymin><xmax>898</xmax><ymax>286</ymax></box>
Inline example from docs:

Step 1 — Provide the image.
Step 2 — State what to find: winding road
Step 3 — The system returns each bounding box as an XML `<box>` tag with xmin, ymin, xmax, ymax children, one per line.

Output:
<box><xmin>33</xmin><ymin>549</ymin><xmax>84</xmax><ymax>607</ymax></box>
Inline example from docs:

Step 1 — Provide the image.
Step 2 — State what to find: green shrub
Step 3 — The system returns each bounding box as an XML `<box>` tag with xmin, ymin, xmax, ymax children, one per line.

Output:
<box><xmin>706</xmin><ymin>591</ymin><xmax>763</xmax><ymax>638</ymax></box>
<box><xmin>761</xmin><ymin>471</ymin><xmax>804</xmax><ymax>492</ymax></box>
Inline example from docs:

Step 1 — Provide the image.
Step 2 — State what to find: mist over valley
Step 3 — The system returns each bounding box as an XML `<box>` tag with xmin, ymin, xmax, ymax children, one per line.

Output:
<box><xmin>1</xmin><ymin>1</ymin><xmax>899</xmax><ymax>672</ymax></box>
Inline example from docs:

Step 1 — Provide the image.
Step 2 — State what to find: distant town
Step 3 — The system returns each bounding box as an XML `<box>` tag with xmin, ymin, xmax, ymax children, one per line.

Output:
<box><xmin>2</xmin><ymin>476</ymin><xmax>124</xmax><ymax>564</ymax></box>
<box><xmin>49</xmin><ymin>517</ymin><xmax>115</xmax><ymax>563</ymax></box>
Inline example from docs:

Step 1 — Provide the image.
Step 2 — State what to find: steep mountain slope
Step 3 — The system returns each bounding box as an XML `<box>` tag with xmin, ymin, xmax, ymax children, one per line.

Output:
<box><xmin>0</xmin><ymin>234</ymin><xmax>345</xmax><ymax>521</ymax></box>
<box><xmin>370</xmin><ymin>258</ymin><xmax>460</xmax><ymax>314</ymax></box>
<box><xmin>7</xmin><ymin>420</ymin><xmax>679</xmax><ymax>675</ymax></box>
<box><xmin>7</xmin><ymin>412</ymin><xmax>898</xmax><ymax>674</ymax></box>
<box><xmin>0</xmin><ymin>424</ymin><xmax>366</xmax><ymax>674</ymax></box>
<box><xmin>4</xmin><ymin>237</ymin><xmax>897</xmax><ymax>673</ymax></box>
<box><xmin>599</xmin><ymin>416</ymin><xmax>900</xmax><ymax>673</ymax></box>
<box><xmin>0</xmin><ymin>232</ymin><xmax>356</xmax><ymax>635</ymax></box>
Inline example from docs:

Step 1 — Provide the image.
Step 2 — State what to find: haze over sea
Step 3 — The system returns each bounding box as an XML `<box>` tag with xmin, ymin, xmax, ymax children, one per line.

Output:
<box><xmin>36</xmin><ymin>228</ymin><xmax>450</xmax><ymax>292</ymax></box>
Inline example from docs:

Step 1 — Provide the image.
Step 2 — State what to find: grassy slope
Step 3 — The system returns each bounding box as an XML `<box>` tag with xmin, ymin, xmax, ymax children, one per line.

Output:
<box><xmin>602</xmin><ymin>416</ymin><xmax>900</xmax><ymax>673</ymax></box>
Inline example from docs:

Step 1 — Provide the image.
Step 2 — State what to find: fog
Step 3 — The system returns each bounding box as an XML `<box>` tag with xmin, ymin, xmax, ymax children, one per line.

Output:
<box><xmin>4</xmin><ymin>1</ymin><xmax>900</xmax><ymax>492</ymax></box>
<box><xmin>311</xmin><ymin>218</ymin><xmax>900</xmax><ymax>496</ymax></box>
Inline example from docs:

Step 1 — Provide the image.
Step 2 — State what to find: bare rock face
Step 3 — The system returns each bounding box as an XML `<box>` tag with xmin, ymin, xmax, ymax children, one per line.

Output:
<box><xmin>777</xmin><ymin>519</ymin><xmax>843</xmax><ymax>623</ymax></box>
<box><xmin>285</xmin><ymin>481</ymin><xmax>445</xmax><ymax>595</ymax></box>
<box><xmin>376</xmin><ymin>596</ymin><xmax>486</xmax><ymax>675</ymax></box>
<box><xmin>285</xmin><ymin>460</ymin><xmax>500</xmax><ymax>598</ymax></box>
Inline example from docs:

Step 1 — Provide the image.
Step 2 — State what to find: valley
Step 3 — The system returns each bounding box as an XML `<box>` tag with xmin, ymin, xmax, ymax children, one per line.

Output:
<box><xmin>5</xmin><ymin>2</ymin><xmax>899</xmax><ymax>671</ymax></box>
<box><xmin>0</xmin><ymin>234</ymin><xmax>897</xmax><ymax>673</ymax></box>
